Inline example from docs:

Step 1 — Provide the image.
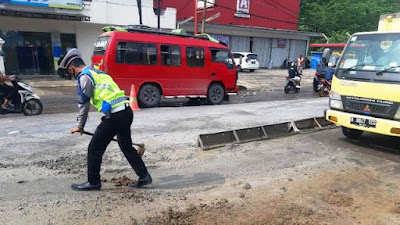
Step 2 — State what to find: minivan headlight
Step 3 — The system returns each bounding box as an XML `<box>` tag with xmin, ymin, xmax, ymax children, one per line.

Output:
<box><xmin>329</xmin><ymin>91</ymin><xmax>343</xmax><ymax>110</ymax></box>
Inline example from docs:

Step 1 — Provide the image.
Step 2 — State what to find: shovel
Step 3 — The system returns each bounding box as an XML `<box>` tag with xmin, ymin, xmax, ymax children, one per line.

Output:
<box><xmin>82</xmin><ymin>131</ymin><xmax>146</xmax><ymax>157</ymax></box>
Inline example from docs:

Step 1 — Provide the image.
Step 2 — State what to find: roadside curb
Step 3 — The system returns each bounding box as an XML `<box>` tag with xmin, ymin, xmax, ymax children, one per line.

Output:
<box><xmin>197</xmin><ymin>117</ymin><xmax>335</xmax><ymax>150</ymax></box>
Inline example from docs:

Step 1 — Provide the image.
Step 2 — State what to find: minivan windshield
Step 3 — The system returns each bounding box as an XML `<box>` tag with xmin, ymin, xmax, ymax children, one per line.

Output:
<box><xmin>338</xmin><ymin>33</ymin><xmax>400</xmax><ymax>73</ymax></box>
<box><xmin>93</xmin><ymin>36</ymin><xmax>110</xmax><ymax>56</ymax></box>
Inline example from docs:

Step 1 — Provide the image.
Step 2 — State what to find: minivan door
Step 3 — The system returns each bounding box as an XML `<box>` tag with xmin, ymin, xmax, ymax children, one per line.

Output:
<box><xmin>210</xmin><ymin>48</ymin><xmax>236</xmax><ymax>91</ymax></box>
<box><xmin>182</xmin><ymin>46</ymin><xmax>209</xmax><ymax>95</ymax></box>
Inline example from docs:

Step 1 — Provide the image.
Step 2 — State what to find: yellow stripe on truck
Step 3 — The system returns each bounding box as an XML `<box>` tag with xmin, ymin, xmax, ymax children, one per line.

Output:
<box><xmin>326</xmin><ymin>109</ymin><xmax>400</xmax><ymax>137</ymax></box>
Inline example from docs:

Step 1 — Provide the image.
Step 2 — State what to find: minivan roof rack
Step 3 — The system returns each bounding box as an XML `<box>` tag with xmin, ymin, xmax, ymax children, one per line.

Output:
<box><xmin>102</xmin><ymin>25</ymin><xmax>207</xmax><ymax>40</ymax></box>
<box><xmin>101</xmin><ymin>25</ymin><xmax>226</xmax><ymax>46</ymax></box>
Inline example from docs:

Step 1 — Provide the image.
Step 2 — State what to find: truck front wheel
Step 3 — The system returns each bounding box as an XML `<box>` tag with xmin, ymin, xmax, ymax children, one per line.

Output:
<box><xmin>342</xmin><ymin>127</ymin><xmax>363</xmax><ymax>139</ymax></box>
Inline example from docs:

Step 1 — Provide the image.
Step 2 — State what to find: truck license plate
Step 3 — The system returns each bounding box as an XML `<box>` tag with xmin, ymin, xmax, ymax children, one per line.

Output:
<box><xmin>350</xmin><ymin>117</ymin><xmax>377</xmax><ymax>128</ymax></box>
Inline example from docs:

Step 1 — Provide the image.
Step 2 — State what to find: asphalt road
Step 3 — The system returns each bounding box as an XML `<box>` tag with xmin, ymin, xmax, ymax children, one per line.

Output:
<box><xmin>5</xmin><ymin>69</ymin><xmax>319</xmax><ymax>116</ymax></box>
<box><xmin>2</xmin><ymin>97</ymin><xmax>400</xmax><ymax>224</ymax></box>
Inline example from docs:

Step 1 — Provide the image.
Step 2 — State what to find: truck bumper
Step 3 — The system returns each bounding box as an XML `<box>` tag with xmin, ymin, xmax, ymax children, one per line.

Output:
<box><xmin>325</xmin><ymin>109</ymin><xmax>400</xmax><ymax>137</ymax></box>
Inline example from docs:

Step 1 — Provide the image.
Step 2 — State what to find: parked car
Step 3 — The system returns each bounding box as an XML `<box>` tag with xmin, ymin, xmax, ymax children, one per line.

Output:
<box><xmin>91</xmin><ymin>27</ymin><xmax>239</xmax><ymax>107</ymax></box>
<box><xmin>232</xmin><ymin>52</ymin><xmax>259</xmax><ymax>72</ymax></box>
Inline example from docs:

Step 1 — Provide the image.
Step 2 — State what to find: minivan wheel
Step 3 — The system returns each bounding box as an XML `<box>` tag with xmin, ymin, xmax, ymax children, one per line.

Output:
<box><xmin>237</xmin><ymin>66</ymin><xmax>242</xmax><ymax>72</ymax></box>
<box><xmin>249</xmin><ymin>69</ymin><xmax>255</xmax><ymax>72</ymax></box>
<box><xmin>342</xmin><ymin>127</ymin><xmax>363</xmax><ymax>139</ymax></box>
<box><xmin>138</xmin><ymin>84</ymin><xmax>161</xmax><ymax>108</ymax></box>
<box><xmin>207</xmin><ymin>83</ymin><xmax>225</xmax><ymax>105</ymax></box>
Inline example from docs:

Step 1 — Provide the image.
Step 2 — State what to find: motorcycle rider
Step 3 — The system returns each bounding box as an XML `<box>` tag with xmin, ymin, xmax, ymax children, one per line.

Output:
<box><xmin>288</xmin><ymin>62</ymin><xmax>301</xmax><ymax>88</ymax></box>
<box><xmin>0</xmin><ymin>71</ymin><xmax>17</xmax><ymax>111</ymax></box>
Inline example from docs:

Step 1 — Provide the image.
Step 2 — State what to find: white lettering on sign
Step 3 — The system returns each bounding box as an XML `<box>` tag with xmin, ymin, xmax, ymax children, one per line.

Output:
<box><xmin>94</xmin><ymin>41</ymin><xmax>108</xmax><ymax>48</ymax></box>
<box><xmin>237</xmin><ymin>0</ymin><xmax>250</xmax><ymax>15</ymax></box>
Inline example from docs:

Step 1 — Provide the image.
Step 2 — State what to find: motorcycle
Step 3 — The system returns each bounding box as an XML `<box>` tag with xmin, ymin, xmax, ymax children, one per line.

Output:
<box><xmin>284</xmin><ymin>62</ymin><xmax>301</xmax><ymax>93</ymax></box>
<box><xmin>0</xmin><ymin>78</ymin><xmax>43</xmax><ymax>116</ymax></box>
<box><xmin>318</xmin><ymin>78</ymin><xmax>331</xmax><ymax>97</ymax></box>
<box><xmin>284</xmin><ymin>76</ymin><xmax>301</xmax><ymax>93</ymax></box>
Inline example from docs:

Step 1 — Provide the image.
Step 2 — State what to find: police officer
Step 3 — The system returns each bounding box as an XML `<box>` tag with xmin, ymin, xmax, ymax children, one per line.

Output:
<box><xmin>59</xmin><ymin>49</ymin><xmax>152</xmax><ymax>191</ymax></box>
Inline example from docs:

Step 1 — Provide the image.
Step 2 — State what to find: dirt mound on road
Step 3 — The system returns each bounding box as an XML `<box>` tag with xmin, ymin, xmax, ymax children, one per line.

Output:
<box><xmin>322</xmin><ymin>190</ymin><xmax>353</xmax><ymax>207</ymax></box>
<box><xmin>143</xmin><ymin>197</ymin><xmax>324</xmax><ymax>225</ymax></box>
<box><xmin>109</xmin><ymin>175</ymin><xmax>136</xmax><ymax>186</ymax></box>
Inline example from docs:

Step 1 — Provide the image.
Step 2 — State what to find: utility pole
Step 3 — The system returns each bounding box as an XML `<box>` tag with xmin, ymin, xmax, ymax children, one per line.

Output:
<box><xmin>136</xmin><ymin>0</ymin><xmax>142</xmax><ymax>25</ymax></box>
<box><xmin>157</xmin><ymin>0</ymin><xmax>161</xmax><ymax>29</ymax></box>
<box><xmin>194</xmin><ymin>0</ymin><xmax>198</xmax><ymax>34</ymax></box>
<box><xmin>201</xmin><ymin>0</ymin><xmax>207</xmax><ymax>34</ymax></box>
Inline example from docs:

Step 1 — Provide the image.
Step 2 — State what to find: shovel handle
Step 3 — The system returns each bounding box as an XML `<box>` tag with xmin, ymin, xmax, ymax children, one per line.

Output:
<box><xmin>82</xmin><ymin>131</ymin><xmax>144</xmax><ymax>148</ymax></box>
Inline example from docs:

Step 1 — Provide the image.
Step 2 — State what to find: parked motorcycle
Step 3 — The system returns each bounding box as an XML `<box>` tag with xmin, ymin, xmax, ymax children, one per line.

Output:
<box><xmin>0</xmin><ymin>78</ymin><xmax>43</xmax><ymax>116</ymax></box>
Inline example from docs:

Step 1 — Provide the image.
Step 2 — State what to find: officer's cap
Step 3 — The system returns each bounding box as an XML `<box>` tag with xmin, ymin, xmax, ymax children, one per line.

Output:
<box><xmin>59</xmin><ymin>48</ymin><xmax>82</xmax><ymax>69</ymax></box>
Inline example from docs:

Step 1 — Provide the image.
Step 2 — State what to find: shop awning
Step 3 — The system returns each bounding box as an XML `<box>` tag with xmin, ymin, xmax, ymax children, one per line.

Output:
<box><xmin>0</xmin><ymin>3</ymin><xmax>90</xmax><ymax>21</ymax></box>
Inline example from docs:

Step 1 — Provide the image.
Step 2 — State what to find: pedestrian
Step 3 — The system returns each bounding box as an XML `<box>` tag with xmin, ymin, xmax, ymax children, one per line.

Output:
<box><xmin>297</xmin><ymin>54</ymin><xmax>305</xmax><ymax>75</ymax></box>
<box><xmin>58</xmin><ymin>48</ymin><xmax>152</xmax><ymax>191</ymax></box>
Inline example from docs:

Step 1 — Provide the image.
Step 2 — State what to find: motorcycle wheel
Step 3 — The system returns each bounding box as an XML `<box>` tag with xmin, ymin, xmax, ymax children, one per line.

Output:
<box><xmin>23</xmin><ymin>99</ymin><xmax>43</xmax><ymax>116</ymax></box>
<box><xmin>319</xmin><ymin>88</ymin><xmax>329</xmax><ymax>97</ymax></box>
<box><xmin>284</xmin><ymin>85</ymin><xmax>290</xmax><ymax>93</ymax></box>
<box><xmin>313</xmin><ymin>79</ymin><xmax>319</xmax><ymax>92</ymax></box>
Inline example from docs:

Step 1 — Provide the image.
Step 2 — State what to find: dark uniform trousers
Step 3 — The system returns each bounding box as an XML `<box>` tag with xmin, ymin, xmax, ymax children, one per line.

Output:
<box><xmin>87</xmin><ymin>106</ymin><xmax>148</xmax><ymax>184</ymax></box>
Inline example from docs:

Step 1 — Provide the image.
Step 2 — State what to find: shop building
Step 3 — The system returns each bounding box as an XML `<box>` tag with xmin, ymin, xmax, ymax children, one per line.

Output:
<box><xmin>162</xmin><ymin>0</ymin><xmax>321</xmax><ymax>68</ymax></box>
<box><xmin>0</xmin><ymin>0</ymin><xmax>177</xmax><ymax>75</ymax></box>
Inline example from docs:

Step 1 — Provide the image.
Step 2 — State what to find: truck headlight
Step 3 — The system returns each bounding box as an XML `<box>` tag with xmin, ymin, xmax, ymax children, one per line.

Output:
<box><xmin>395</xmin><ymin>107</ymin><xmax>400</xmax><ymax>119</ymax></box>
<box><xmin>329</xmin><ymin>91</ymin><xmax>343</xmax><ymax>110</ymax></box>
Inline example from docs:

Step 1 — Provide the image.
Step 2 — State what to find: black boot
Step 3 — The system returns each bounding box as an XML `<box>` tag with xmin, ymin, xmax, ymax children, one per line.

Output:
<box><xmin>131</xmin><ymin>174</ymin><xmax>152</xmax><ymax>188</ymax></box>
<box><xmin>71</xmin><ymin>182</ymin><xmax>101</xmax><ymax>191</ymax></box>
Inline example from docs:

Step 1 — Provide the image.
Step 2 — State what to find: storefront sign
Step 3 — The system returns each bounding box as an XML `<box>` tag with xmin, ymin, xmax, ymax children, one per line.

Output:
<box><xmin>197</xmin><ymin>0</ymin><xmax>214</xmax><ymax>9</ymax></box>
<box><xmin>211</xmin><ymin>34</ymin><xmax>230</xmax><ymax>46</ymax></box>
<box><xmin>236</xmin><ymin>0</ymin><xmax>250</xmax><ymax>15</ymax></box>
<box><xmin>0</xmin><ymin>0</ymin><xmax>83</xmax><ymax>10</ymax></box>
<box><xmin>277</xmin><ymin>39</ymin><xmax>287</xmax><ymax>48</ymax></box>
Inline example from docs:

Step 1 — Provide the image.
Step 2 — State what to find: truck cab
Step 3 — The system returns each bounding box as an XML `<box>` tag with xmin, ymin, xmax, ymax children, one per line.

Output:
<box><xmin>326</xmin><ymin>28</ymin><xmax>400</xmax><ymax>138</ymax></box>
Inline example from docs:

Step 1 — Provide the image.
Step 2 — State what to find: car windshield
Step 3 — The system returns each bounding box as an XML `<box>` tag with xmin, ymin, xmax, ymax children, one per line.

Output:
<box><xmin>247</xmin><ymin>54</ymin><xmax>258</xmax><ymax>60</ymax></box>
<box><xmin>338</xmin><ymin>33</ymin><xmax>400</xmax><ymax>72</ymax></box>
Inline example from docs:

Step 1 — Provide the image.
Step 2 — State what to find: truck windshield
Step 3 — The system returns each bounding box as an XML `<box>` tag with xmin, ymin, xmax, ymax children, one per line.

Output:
<box><xmin>338</xmin><ymin>33</ymin><xmax>400</xmax><ymax>73</ymax></box>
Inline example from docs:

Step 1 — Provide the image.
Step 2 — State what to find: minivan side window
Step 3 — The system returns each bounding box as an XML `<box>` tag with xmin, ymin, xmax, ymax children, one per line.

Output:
<box><xmin>116</xmin><ymin>42</ymin><xmax>157</xmax><ymax>65</ymax></box>
<box><xmin>161</xmin><ymin>45</ymin><xmax>181</xmax><ymax>66</ymax></box>
<box><xmin>186</xmin><ymin>47</ymin><xmax>205</xmax><ymax>67</ymax></box>
<box><xmin>211</xmin><ymin>48</ymin><xmax>234</xmax><ymax>70</ymax></box>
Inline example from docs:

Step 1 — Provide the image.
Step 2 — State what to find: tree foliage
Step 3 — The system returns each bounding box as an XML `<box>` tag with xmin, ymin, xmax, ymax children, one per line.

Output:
<box><xmin>299</xmin><ymin>0</ymin><xmax>400</xmax><ymax>43</ymax></box>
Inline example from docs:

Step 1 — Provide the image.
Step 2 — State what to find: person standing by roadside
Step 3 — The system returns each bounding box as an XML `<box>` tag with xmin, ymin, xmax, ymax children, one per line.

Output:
<box><xmin>297</xmin><ymin>55</ymin><xmax>305</xmax><ymax>75</ymax></box>
<box><xmin>58</xmin><ymin>49</ymin><xmax>152</xmax><ymax>191</ymax></box>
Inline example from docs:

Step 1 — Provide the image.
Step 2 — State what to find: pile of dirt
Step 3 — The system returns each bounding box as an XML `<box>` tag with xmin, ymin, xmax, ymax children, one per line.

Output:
<box><xmin>143</xmin><ymin>197</ymin><xmax>327</xmax><ymax>225</ymax></box>
<box><xmin>144</xmin><ymin>198</ymin><xmax>233</xmax><ymax>225</ymax></box>
<box><xmin>109</xmin><ymin>175</ymin><xmax>135</xmax><ymax>186</ymax></box>
<box><xmin>322</xmin><ymin>190</ymin><xmax>354</xmax><ymax>207</ymax></box>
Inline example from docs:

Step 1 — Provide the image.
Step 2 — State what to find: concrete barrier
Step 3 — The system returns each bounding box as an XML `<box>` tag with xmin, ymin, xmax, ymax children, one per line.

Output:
<box><xmin>198</xmin><ymin>117</ymin><xmax>335</xmax><ymax>150</ymax></box>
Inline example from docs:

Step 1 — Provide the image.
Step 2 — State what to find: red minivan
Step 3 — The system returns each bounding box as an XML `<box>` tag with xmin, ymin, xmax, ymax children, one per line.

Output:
<box><xmin>92</xmin><ymin>29</ymin><xmax>239</xmax><ymax>107</ymax></box>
